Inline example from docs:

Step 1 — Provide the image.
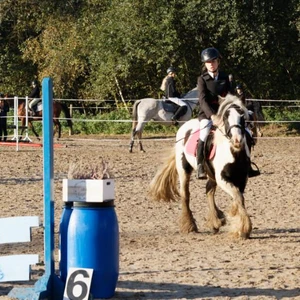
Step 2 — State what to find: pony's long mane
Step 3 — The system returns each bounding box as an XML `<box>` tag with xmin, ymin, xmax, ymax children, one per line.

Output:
<box><xmin>217</xmin><ymin>94</ymin><xmax>249</xmax><ymax>121</ymax></box>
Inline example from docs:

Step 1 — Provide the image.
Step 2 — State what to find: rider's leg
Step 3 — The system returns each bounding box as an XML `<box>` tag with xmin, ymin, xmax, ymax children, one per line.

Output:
<box><xmin>171</xmin><ymin>105</ymin><xmax>188</xmax><ymax>125</ymax></box>
<box><xmin>28</xmin><ymin>101</ymin><xmax>35</xmax><ymax>115</ymax></box>
<box><xmin>196</xmin><ymin>119</ymin><xmax>212</xmax><ymax>179</ymax></box>
<box><xmin>167</xmin><ymin>98</ymin><xmax>188</xmax><ymax>125</ymax></box>
<box><xmin>29</xmin><ymin>98</ymin><xmax>40</xmax><ymax>116</ymax></box>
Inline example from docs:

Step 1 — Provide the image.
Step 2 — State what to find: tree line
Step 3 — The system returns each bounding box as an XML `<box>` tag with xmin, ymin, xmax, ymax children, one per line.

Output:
<box><xmin>0</xmin><ymin>0</ymin><xmax>299</xmax><ymax>104</ymax></box>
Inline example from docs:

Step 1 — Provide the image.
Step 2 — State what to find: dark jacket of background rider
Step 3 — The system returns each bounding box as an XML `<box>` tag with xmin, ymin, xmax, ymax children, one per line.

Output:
<box><xmin>165</xmin><ymin>76</ymin><xmax>180</xmax><ymax>98</ymax></box>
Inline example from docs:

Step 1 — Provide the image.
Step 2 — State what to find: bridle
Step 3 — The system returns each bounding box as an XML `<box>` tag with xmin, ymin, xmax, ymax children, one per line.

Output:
<box><xmin>216</xmin><ymin>107</ymin><xmax>246</xmax><ymax>141</ymax></box>
<box><xmin>225</xmin><ymin>121</ymin><xmax>246</xmax><ymax>138</ymax></box>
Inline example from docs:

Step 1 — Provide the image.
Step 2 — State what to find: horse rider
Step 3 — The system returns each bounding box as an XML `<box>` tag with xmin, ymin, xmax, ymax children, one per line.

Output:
<box><xmin>235</xmin><ymin>84</ymin><xmax>246</xmax><ymax>104</ymax></box>
<box><xmin>0</xmin><ymin>93</ymin><xmax>9</xmax><ymax>142</ymax></box>
<box><xmin>196</xmin><ymin>47</ymin><xmax>260</xmax><ymax>180</ymax></box>
<box><xmin>235</xmin><ymin>83</ymin><xmax>260</xmax><ymax>140</ymax></box>
<box><xmin>28</xmin><ymin>80</ymin><xmax>41</xmax><ymax>116</ymax></box>
<box><xmin>160</xmin><ymin>66</ymin><xmax>187</xmax><ymax>125</ymax></box>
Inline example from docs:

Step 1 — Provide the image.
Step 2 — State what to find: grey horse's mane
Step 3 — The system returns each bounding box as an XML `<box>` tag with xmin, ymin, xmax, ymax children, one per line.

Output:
<box><xmin>217</xmin><ymin>94</ymin><xmax>249</xmax><ymax>120</ymax></box>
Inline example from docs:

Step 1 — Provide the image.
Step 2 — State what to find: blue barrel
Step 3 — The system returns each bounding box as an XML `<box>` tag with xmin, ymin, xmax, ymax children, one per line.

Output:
<box><xmin>67</xmin><ymin>201</ymin><xmax>119</xmax><ymax>299</ymax></box>
<box><xmin>59</xmin><ymin>201</ymin><xmax>73</xmax><ymax>283</ymax></box>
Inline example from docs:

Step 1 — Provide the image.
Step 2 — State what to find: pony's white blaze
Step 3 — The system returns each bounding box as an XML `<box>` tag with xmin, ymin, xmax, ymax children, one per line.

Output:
<box><xmin>227</xmin><ymin>108</ymin><xmax>243</xmax><ymax>148</ymax></box>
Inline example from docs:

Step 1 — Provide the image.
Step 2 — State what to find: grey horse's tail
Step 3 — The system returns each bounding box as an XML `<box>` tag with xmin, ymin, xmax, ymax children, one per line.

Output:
<box><xmin>132</xmin><ymin>100</ymin><xmax>141</xmax><ymax>130</ymax></box>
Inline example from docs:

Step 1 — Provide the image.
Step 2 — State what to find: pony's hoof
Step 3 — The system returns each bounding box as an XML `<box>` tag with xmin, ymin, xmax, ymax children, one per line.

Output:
<box><xmin>240</xmin><ymin>232</ymin><xmax>251</xmax><ymax>239</ymax></box>
<box><xmin>212</xmin><ymin>227</ymin><xmax>220</xmax><ymax>234</ymax></box>
<box><xmin>180</xmin><ymin>219</ymin><xmax>198</xmax><ymax>233</ymax></box>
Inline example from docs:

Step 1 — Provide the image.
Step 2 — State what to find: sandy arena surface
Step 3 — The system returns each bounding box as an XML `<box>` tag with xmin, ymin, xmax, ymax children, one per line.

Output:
<box><xmin>0</xmin><ymin>132</ymin><xmax>299</xmax><ymax>300</ymax></box>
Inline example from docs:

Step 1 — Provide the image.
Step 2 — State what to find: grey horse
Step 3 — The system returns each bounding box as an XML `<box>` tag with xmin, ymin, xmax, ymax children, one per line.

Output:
<box><xmin>129</xmin><ymin>88</ymin><xmax>199</xmax><ymax>153</ymax></box>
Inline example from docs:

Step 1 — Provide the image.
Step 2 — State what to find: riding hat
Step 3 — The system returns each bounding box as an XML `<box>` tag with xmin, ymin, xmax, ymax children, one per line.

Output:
<box><xmin>201</xmin><ymin>47</ymin><xmax>220</xmax><ymax>62</ymax></box>
<box><xmin>167</xmin><ymin>66</ymin><xmax>176</xmax><ymax>74</ymax></box>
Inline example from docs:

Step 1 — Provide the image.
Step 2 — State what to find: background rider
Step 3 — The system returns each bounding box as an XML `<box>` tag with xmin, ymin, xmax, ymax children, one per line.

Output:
<box><xmin>160</xmin><ymin>67</ymin><xmax>187</xmax><ymax>125</ymax></box>
<box><xmin>0</xmin><ymin>93</ymin><xmax>10</xmax><ymax>142</ymax></box>
<box><xmin>28</xmin><ymin>80</ymin><xmax>41</xmax><ymax>116</ymax></box>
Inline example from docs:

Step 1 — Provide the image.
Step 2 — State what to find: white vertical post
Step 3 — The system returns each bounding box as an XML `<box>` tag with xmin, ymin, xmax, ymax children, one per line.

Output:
<box><xmin>23</xmin><ymin>96</ymin><xmax>32</xmax><ymax>142</ymax></box>
<box><xmin>13</xmin><ymin>96</ymin><xmax>19</xmax><ymax>151</ymax></box>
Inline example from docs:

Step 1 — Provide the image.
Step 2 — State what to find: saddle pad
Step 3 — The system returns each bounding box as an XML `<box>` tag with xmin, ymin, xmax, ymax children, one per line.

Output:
<box><xmin>162</xmin><ymin>100</ymin><xmax>177</xmax><ymax>113</ymax></box>
<box><xmin>185</xmin><ymin>129</ymin><xmax>217</xmax><ymax>160</ymax></box>
<box><xmin>208</xmin><ymin>144</ymin><xmax>216</xmax><ymax>160</ymax></box>
<box><xmin>185</xmin><ymin>129</ymin><xmax>200</xmax><ymax>157</ymax></box>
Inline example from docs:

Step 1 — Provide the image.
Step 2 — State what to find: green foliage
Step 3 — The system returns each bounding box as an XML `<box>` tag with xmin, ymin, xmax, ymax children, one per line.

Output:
<box><xmin>263</xmin><ymin>106</ymin><xmax>300</xmax><ymax>132</ymax></box>
<box><xmin>0</xmin><ymin>0</ymin><xmax>299</xmax><ymax>102</ymax></box>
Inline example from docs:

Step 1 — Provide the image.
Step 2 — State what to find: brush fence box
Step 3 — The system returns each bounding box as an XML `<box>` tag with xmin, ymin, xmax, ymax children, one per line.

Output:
<box><xmin>63</xmin><ymin>179</ymin><xmax>115</xmax><ymax>202</ymax></box>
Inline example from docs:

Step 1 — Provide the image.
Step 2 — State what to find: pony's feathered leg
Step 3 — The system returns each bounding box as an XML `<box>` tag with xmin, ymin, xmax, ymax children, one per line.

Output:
<box><xmin>205</xmin><ymin>179</ymin><xmax>226</xmax><ymax>233</ymax></box>
<box><xmin>178</xmin><ymin>168</ymin><xmax>198</xmax><ymax>233</ymax></box>
<box><xmin>227</xmin><ymin>189</ymin><xmax>252</xmax><ymax>239</ymax></box>
<box><xmin>175</xmin><ymin>150</ymin><xmax>197</xmax><ymax>233</ymax></box>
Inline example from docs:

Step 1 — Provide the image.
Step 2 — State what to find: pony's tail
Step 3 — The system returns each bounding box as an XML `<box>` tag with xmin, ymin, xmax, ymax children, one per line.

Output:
<box><xmin>132</xmin><ymin>100</ymin><xmax>141</xmax><ymax>130</ymax></box>
<box><xmin>61</xmin><ymin>103</ymin><xmax>73</xmax><ymax>134</ymax></box>
<box><xmin>148</xmin><ymin>148</ymin><xmax>180</xmax><ymax>202</ymax></box>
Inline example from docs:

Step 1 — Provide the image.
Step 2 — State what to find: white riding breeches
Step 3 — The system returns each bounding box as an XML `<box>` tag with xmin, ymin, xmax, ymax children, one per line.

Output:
<box><xmin>29</xmin><ymin>98</ymin><xmax>40</xmax><ymax>109</ymax></box>
<box><xmin>199</xmin><ymin>119</ymin><xmax>212</xmax><ymax>142</ymax></box>
<box><xmin>168</xmin><ymin>97</ymin><xmax>187</xmax><ymax>107</ymax></box>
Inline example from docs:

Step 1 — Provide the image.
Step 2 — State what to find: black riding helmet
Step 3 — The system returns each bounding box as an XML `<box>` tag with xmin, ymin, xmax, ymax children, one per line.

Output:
<box><xmin>201</xmin><ymin>47</ymin><xmax>220</xmax><ymax>62</ymax></box>
<box><xmin>167</xmin><ymin>66</ymin><xmax>176</xmax><ymax>74</ymax></box>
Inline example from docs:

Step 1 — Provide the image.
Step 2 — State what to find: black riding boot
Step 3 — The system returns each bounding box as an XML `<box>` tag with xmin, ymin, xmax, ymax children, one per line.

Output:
<box><xmin>171</xmin><ymin>106</ymin><xmax>188</xmax><ymax>125</ymax></box>
<box><xmin>196</xmin><ymin>140</ymin><xmax>206</xmax><ymax>179</ymax></box>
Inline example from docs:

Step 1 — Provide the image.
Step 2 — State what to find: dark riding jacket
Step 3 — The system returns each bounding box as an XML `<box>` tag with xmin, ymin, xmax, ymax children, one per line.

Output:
<box><xmin>165</xmin><ymin>76</ymin><xmax>180</xmax><ymax>98</ymax></box>
<box><xmin>197</xmin><ymin>71</ymin><xmax>230</xmax><ymax>121</ymax></box>
<box><xmin>29</xmin><ymin>86</ymin><xmax>40</xmax><ymax>99</ymax></box>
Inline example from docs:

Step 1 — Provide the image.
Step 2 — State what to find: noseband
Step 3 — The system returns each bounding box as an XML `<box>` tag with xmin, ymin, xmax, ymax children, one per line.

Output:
<box><xmin>225</xmin><ymin>122</ymin><xmax>245</xmax><ymax>139</ymax></box>
<box><xmin>217</xmin><ymin>108</ymin><xmax>246</xmax><ymax>141</ymax></box>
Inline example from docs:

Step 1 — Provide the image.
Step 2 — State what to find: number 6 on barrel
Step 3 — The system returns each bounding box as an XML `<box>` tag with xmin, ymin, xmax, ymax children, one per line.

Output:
<box><xmin>63</xmin><ymin>268</ymin><xmax>94</xmax><ymax>300</ymax></box>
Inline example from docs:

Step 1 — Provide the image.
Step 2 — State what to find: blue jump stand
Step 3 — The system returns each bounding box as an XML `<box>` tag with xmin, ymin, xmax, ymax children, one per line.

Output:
<box><xmin>8</xmin><ymin>78</ymin><xmax>65</xmax><ymax>299</ymax></box>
